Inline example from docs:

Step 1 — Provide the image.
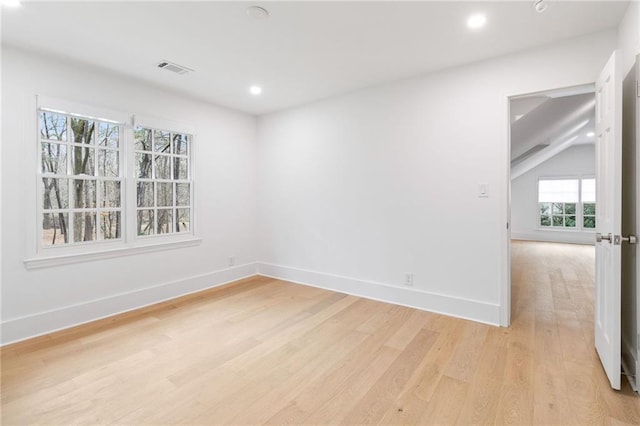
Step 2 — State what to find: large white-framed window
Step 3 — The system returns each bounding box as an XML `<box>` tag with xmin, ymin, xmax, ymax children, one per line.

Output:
<box><xmin>29</xmin><ymin>97</ymin><xmax>198</xmax><ymax>268</ymax></box>
<box><xmin>133</xmin><ymin>125</ymin><xmax>192</xmax><ymax>237</ymax></box>
<box><xmin>538</xmin><ymin>177</ymin><xmax>596</xmax><ymax>231</ymax></box>
<box><xmin>39</xmin><ymin>109</ymin><xmax>124</xmax><ymax>247</ymax></box>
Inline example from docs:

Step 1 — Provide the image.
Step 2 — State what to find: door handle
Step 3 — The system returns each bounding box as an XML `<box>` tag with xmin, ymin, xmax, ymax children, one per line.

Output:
<box><xmin>619</xmin><ymin>235</ymin><xmax>637</xmax><ymax>245</ymax></box>
<box><xmin>599</xmin><ymin>233</ymin><xmax>638</xmax><ymax>245</ymax></box>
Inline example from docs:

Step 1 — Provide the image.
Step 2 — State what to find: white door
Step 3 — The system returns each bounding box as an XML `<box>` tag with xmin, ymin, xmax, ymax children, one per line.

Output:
<box><xmin>594</xmin><ymin>50</ymin><xmax>622</xmax><ymax>390</ymax></box>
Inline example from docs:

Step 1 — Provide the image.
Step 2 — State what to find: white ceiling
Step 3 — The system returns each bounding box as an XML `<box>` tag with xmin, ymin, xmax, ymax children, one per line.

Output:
<box><xmin>1</xmin><ymin>1</ymin><xmax>629</xmax><ymax>115</ymax></box>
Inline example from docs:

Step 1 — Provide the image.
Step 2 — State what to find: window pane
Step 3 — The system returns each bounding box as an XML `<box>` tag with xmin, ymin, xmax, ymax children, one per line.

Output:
<box><xmin>539</xmin><ymin>179</ymin><xmax>579</xmax><ymax>202</ymax></box>
<box><xmin>540</xmin><ymin>216</ymin><xmax>551</xmax><ymax>227</ymax></box>
<box><xmin>137</xmin><ymin>210</ymin><xmax>155</xmax><ymax>236</ymax></box>
<box><xmin>566</xmin><ymin>216</ymin><xmax>576</xmax><ymax>227</ymax></box>
<box><xmin>173</xmin><ymin>134</ymin><xmax>189</xmax><ymax>155</ymax></box>
<box><xmin>157</xmin><ymin>182</ymin><xmax>173</xmax><ymax>207</ymax></box>
<box><xmin>157</xmin><ymin>209</ymin><xmax>173</xmax><ymax>234</ymax></box>
<box><xmin>100</xmin><ymin>211</ymin><xmax>121</xmax><ymax>240</ymax></box>
<box><xmin>134</xmin><ymin>127</ymin><xmax>152</xmax><ymax>151</ymax></box>
<box><xmin>155</xmin><ymin>155</ymin><xmax>171</xmax><ymax>180</ymax></box>
<box><xmin>72</xmin><ymin>146</ymin><xmax>95</xmax><ymax>175</ymax></box>
<box><xmin>582</xmin><ymin>178</ymin><xmax>596</xmax><ymax>203</ymax></box>
<box><xmin>584</xmin><ymin>217</ymin><xmax>596</xmax><ymax>229</ymax></box>
<box><xmin>565</xmin><ymin>203</ymin><xmax>576</xmax><ymax>214</ymax></box>
<box><xmin>154</xmin><ymin>130</ymin><xmax>171</xmax><ymax>153</ymax></box>
<box><xmin>42</xmin><ymin>213</ymin><xmax>68</xmax><ymax>246</ymax></box>
<box><xmin>69</xmin><ymin>117</ymin><xmax>96</xmax><ymax>145</ymax></box>
<box><xmin>173</xmin><ymin>157</ymin><xmax>188</xmax><ymax>180</ymax></box>
<box><xmin>552</xmin><ymin>203</ymin><xmax>564</xmax><ymax>214</ymax></box>
<box><xmin>176</xmin><ymin>183</ymin><xmax>190</xmax><ymax>206</ymax></box>
<box><xmin>41</xmin><ymin>142</ymin><xmax>67</xmax><ymax>174</ymax></box>
<box><xmin>176</xmin><ymin>208</ymin><xmax>190</xmax><ymax>233</ymax></box>
<box><xmin>136</xmin><ymin>153</ymin><xmax>152</xmax><ymax>178</ymax></box>
<box><xmin>73</xmin><ymin>212</ymin><xmax>97</xmax><ymax>242</ymax></box>
<box><xmin>101</xmin><ymin>181</ymin><xmax>121</xmax><ymax>208</ymax></box>
<box><xmin>73</xmin><ymin>179</ymin><xmax>96</xmax><ymax>208</ymax></box>
<box><xmin>552</xmin><ymin>216</ymin><xmax>563</xmax><ymax>226</ymax></box>
<box><xmin>583</xmin><ymin>203</ymin><xmax>596</xmax><ymax>215</ymax></box>
<box><xmin>97</xmin><ymin>122</ymin><xmax>119</xmax><ymax>148</ymax></box>
<box><xmin>539</xmin><ymin>203</ymin><xmax>550</xmax><ymax>215</ymax></box>
<box><xmin>42</xmin><ymin>178</ymin><xmax>69</xmax><ymax>210</ymax></box>
<box><xmin>98</xmin><ymin>149</ymin><xmax>119</xmax><ymax>177</ymax></box>
<box><xmin>136</xmin><ymin>182</ymin><xmax>154</xmax><ymax>208</ymax></box>
<box><xmin>40</xmin><ymin>112</ymin><xmax>67</xmax><ymax>141</ymax></box>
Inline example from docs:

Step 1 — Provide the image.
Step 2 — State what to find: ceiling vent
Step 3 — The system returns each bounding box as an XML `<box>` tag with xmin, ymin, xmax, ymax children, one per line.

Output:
<box><xmin>156</xmin><ymin>60</ymin><xmax>193</xmax><ymax>75</ymax></box>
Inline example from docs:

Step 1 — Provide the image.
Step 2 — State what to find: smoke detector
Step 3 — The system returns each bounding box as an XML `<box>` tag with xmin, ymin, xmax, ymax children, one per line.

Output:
<box><xmin>156</xmin><ymin>60</ymin><xmax>194</xmax><ymax>75</ymax></box>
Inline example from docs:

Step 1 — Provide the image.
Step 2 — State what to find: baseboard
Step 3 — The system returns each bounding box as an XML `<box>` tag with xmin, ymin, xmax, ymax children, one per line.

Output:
<box><xmin>256</xmin><ymin>262</ymin><xmax>501</xmax><ymax>326</ymax></box>
<box><xmin>511</xmin><ymin>232</ymin><xmax>595</xmax><ymax>245</ymax></box>
<box><xmin>0</xmin><ymin>263</ymin><xmax>258</xmax><ymax>346</ymax></box>
<box><xmin>622</xmin><ymin>335</ymin><xmax>639</xmax><ymax>393</ymax></box>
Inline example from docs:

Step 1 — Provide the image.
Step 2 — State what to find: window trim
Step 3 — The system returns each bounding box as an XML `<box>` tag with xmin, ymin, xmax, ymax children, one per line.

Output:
<box><xmin>536</xmin><ymin>175</ymin><xmax>596</xmax><ymax>232</ymax></box>
<box><xmin>25</xmin><ymin>95</ymin><xmax>199</xmax><ymax>268</ymax></box>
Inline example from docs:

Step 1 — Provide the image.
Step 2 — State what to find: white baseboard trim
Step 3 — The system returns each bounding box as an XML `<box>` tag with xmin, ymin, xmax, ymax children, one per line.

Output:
<box><xmin>622</xmin><ymin>335</ymin><xmax>638</xmax><ymax>393</ymax></box>
<box><xmin>256</xmin><ymin>262</ymin><xmax>501</xmax><ymax>326</ymax></box>
<box><xmin>1</xmin><ymin>263</ymin><xmax>258</xmax><ymax>346</ymax></box>
<box><xmin>511</xmin><ymin>232</ymin><xmax>595</xmax><ymax>245</ymax></box>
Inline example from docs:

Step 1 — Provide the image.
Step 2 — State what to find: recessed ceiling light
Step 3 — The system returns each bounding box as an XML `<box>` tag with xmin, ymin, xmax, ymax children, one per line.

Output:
<box><xmin>246</xmin><ymin>6</ymin><xmax>269</xmax><ymax>20</ymax></box>
<box><xmin>2</xmin><ymin>0</ymin><xmax>22</xmax><ymax>7</ymax></box>
<box><xmin>467</xmin><ymin>14</ymin><xmax>487</xmax><ymax>30</ymax></box>
<box><xmin>587</xmin><ymin>132</ymin><xmax>595</xmax><ymax>137</ymax></box>
<box><xmin>249</xmin><ymin>85</ymin><xmax>263</xmax><ymax>96</ymax></box>
<box><xmin>533</xmin><ymin>0</ymin><xmax>548</xmax><ymax>13</ymax></box>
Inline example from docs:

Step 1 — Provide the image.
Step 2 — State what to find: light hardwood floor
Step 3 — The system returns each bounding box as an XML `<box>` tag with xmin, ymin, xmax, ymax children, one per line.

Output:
<box><xmin>2</xmin><ymin>241</ymin><xmax>639</xmax><ymax>424</ymax></box>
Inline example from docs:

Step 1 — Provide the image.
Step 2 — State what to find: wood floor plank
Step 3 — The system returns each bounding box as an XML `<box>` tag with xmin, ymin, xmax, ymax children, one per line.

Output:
<box><xmin>340</xmin><ymin>328</ymin><xmax>439</xmax><ymax>425</ymax></box>
<box><xmin>2</xmin><ymin>241</ymin><xmax>638</xmax><ymax>425</ymax></box>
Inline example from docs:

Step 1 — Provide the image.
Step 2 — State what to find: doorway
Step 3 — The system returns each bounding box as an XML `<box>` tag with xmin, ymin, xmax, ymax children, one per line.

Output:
<box><xmin>506</xmin><ymin>73</ymin><xmax>640</xmax><ymax>393</ymax></box>
<box><xmin>507</xmin><ymin>84</ymin><xmax>597</xmax><ymax>324</ymax></box>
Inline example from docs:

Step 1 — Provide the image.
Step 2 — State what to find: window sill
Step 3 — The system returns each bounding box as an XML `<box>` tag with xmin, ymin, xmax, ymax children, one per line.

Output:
<box><xmin>24</xmin><ymin>237</ymin><xmax>202</xmax><ymax>270</ymax></box>
<box><xmin>536</xmin><ymin>227</ymin><xmax>596</xmax><ymax>233</ymax></box>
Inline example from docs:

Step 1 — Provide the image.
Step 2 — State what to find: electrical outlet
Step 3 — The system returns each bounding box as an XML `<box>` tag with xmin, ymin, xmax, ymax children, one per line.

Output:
<box><xmin>228</xmin><ymin>256</ymin><xmax>235</xmax><ymax>267</ymax></box>
<box><xmin>405</xmin><ymin>273</ymin><xmax>414</xmax><ymax>286</ymax></box>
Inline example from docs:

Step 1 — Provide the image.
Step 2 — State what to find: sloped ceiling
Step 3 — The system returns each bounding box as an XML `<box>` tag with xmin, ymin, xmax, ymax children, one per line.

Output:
<box><xmin>510</xmin><ymin>90</ymin><xmax>595</xmax><ymax>179</ymax></box>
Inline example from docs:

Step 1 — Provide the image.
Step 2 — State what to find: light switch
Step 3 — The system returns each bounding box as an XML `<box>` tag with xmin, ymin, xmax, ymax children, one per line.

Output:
<box><xmin>478</xmin><ymin>183</ymin><xmax>489</xmax><ymax>198</ymax></box>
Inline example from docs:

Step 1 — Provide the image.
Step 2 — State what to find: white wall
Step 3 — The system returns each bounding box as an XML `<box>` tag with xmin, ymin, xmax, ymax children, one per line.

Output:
<box><xmin>511</xmin><ymin>145</ymin><xmax>595</xmax><ymax>244</ymax></box>
<box><xmin>1</xmin><ymin>47</ymin><xmax>258</xmax><ymax>344</ymax></box>
<box><xmin>618</xmin><ymin>1</ymin><xmax>639</xmax><ymax>77</ymax></box>
<box><xmin>257</xmin><ymin>30</ymin><xmax>618</xmax><ymax>326</ymax></box>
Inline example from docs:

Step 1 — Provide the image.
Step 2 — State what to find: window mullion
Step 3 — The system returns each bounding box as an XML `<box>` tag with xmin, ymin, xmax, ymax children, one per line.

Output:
<box><xmin>125</xmin><ymin>121</ymin><xmax>136</xmax><ymax>243</ymax></box>
<box><xmin>68</xmin><ymin>121</ymin><xmax>75</xmax><ymax>244</ymax></box>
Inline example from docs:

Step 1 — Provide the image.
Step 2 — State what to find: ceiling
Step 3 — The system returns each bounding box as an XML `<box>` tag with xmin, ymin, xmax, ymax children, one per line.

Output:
<box><xmin>1</xmin><ymin>1</ymin><xmax>629</xmax><ymax>115</ymax></box>
<box><xmin>510</xmin><ymin>89</ymin><xmax>595</xmax><ymax>178</ymax></box>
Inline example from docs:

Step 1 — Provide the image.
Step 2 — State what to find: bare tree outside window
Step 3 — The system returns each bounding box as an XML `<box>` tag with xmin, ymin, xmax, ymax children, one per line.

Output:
<box><xmin>134</xmin><ymin>126</ymin><xmax>191</xmax><ymax>237</ymax></box>
<box><xmin>38</xmin><ymin>108</ymin><xmax>192</xmax><ymax>251</ymax></box>
<box><xmin>40</xmin><ymin>111</ymin><xmax>122</xmax><ymax>246</ymax></box>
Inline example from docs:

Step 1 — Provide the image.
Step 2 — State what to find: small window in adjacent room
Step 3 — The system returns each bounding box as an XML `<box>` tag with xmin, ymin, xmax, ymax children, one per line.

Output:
<box><xmin>538</xmin><ymin>178</ymin><xmax>595</xmax><ymax>230</ymax></box>
<box><xmin>581</xmin><ymin>178</ymin><xmax>596</xmax><ymax>229</ymax></box>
